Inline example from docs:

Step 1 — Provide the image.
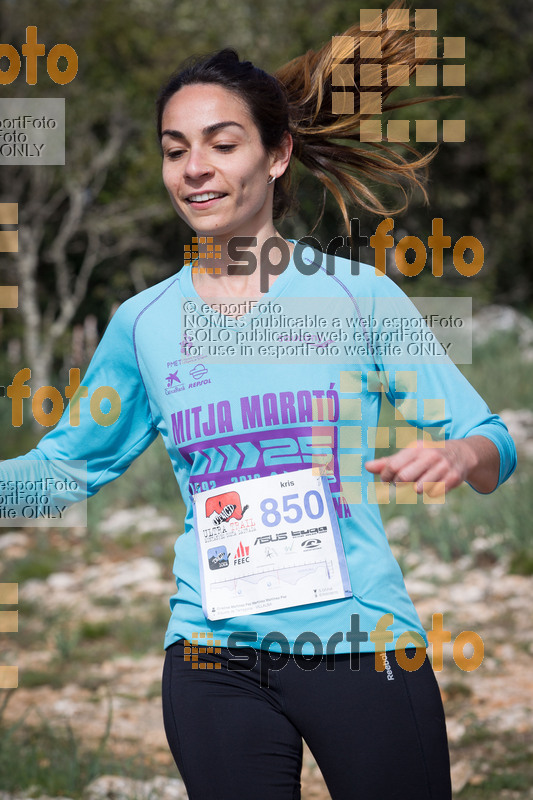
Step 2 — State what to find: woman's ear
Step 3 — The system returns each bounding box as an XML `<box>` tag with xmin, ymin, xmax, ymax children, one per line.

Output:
<box><xmin>269</xmin><ymin>131</ymin><xmax>293</xmax><ymax>179</ymax></box>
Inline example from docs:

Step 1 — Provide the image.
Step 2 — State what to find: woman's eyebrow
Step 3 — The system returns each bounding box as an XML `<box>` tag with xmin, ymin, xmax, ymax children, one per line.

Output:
<box><xmin>161</xmin><ymin>121</ymin><xmax>246</xmax><ymax>140</ymax></box>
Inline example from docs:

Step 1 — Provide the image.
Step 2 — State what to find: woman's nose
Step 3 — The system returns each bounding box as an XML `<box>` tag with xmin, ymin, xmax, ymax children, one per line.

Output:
<box><xmin>184</xmin><ymin>148</ymin><xmax>213</xmax><ymax>180</ymax></box>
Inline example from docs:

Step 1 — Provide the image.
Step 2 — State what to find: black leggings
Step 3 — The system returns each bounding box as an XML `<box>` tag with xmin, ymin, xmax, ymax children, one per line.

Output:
<box><xmin>162</xmin><ymin>639</ymin><xmax>452</xmax><ymax>800</ymax></box>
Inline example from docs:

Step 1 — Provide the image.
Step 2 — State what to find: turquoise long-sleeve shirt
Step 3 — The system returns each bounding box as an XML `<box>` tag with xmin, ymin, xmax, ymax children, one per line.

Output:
<box><xmin>0</xmin><ymin>242</ymin><xmax>517</xmax><ymax>654</ymax></box>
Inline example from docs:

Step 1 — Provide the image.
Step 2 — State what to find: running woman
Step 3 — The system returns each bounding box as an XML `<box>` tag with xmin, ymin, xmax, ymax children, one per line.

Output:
<box><xmin>1</xmin><ymin>4</ymin><xmax>516</xmax><ymax>798</ymax></box>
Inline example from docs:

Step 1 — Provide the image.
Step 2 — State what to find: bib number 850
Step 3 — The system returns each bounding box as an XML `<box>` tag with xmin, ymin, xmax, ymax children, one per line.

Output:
<box><xmin>260</xmin><ymin>491</ymin><xmax>324</xmax><ymax>527</ymax></box>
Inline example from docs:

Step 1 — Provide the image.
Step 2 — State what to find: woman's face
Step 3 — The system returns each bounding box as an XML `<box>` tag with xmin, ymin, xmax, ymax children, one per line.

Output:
<box><xmin>160</xmin><ymin>83</ymin><xmax>288</xmax><ymax>238</ymax></box>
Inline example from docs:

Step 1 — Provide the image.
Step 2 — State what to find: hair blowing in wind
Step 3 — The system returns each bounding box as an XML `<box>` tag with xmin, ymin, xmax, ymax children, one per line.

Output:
<box><xmin>274</xmin><ymin>0</ymin><xmax>444</xmax><ymax>231</ymax></box>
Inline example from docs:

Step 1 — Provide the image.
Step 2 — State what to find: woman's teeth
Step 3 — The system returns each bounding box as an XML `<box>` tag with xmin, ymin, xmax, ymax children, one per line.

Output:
<box><xmin>187</xmin><ymin>192</ymin><xmax>226</xmax><ymax>203</ymax></box>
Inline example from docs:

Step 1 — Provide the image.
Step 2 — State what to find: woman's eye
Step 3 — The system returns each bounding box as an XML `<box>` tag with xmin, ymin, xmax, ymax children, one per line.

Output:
<box><xmin>214</xmin><ymin>144</ymin><xmax>236</xmax><ymax>152</ymax></box>
<box><xmin>165</xmin><ymin>150</ymin><xmax>184</xmax><ymax>160</ymax></box>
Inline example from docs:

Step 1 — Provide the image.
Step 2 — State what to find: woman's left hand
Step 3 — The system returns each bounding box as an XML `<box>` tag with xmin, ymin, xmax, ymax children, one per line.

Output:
<box><xmin>364</xmin><ymin>435</ymin><xmax>500</xmax><ymax>496</ymax></box>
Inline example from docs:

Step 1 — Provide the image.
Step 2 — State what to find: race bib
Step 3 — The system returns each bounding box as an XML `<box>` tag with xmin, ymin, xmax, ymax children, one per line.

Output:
<box><xmin>192</xmin><ymin>467</ymin><xmax>353</xmax><ymax>620</ymax></box>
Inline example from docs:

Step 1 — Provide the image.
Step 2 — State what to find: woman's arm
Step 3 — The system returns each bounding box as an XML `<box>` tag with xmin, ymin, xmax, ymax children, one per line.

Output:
<box><xmin>365</xmin><ymin>434</ymin><xmax>501</xmax><ymax>496</ymax></box>
<box><xmin>355</xmin><ymin>266</ymin><xmax>517</xmax><ymax>497</ymax></box>
<box><xmin>0</xmin><ymin>299</ymin><xmax>158</xmax><ymax>515</ymax></box>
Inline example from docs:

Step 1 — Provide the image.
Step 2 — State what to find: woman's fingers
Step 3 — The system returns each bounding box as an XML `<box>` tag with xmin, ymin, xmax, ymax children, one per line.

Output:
<box><xmin>365</xmin><ymin>442</ymin><xmax>468</xmax><ymax>494</ymax></box>
<box><xmin>364</xmin><ymin>457</ymin><xmax>388</xmax><ymax>473</ymax></box>
<box><xmin>413</xmin><ymin>461</ymin><xmax>449</xmax><ymax>493</ymax></box>
<box><xmin>366</xmin><ymin>442</ymin><xmax>425</xmax><ymax>483</ymax></box>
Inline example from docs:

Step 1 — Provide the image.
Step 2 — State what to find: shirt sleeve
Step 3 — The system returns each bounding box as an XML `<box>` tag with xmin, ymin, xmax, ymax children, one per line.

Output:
<box><xmin>364</xmin><ymin>273</ymin><xmax>517</xmax><ymax>492</ymax></box>
<box><xmin>0</xmin><ymin>300</ymin><xmax>159</xmax><ymax>513</ymax></box>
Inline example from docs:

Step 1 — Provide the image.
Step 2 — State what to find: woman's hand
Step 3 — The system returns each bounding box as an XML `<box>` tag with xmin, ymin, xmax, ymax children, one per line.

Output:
<box><xmin>364</xmin><ymin>435</ymin><xmax>501</xmax><ymax>496</ymax></box>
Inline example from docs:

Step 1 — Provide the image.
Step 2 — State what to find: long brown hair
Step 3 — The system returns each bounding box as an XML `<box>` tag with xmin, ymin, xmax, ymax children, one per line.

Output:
<box><xmin>156</xmin><ymin>0</ymin><xmax>442</xmax><ymax>233</ymax></box>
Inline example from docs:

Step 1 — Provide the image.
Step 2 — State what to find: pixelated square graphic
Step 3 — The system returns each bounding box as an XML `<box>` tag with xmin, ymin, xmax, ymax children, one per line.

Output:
<box><xmin>367</xmin><ymin>426</ymin><xmax>390</xmax><ymax>448</ymax></box>
<box><xmin>332</xmin><ymin>63</ymin><xmax>355</xmax><ymax>86</ymax></box>
<box><xmin>415</xmin><ymin>9</ymin><xmax>438</xmax><ymax>30</ymax></box>
<box><xmin>387</xmin><ymin>8</ymin><xmax>409</xmax><ymax>30</ymax></box>
<box><xmin>0</xmin><ymin>203</ymin><xmax>18</xmax><ymax>224</ymax></box>
<box><xmin>360</xmin><ymin>64</ymin><xmax>382</xmax><ymax>86</ymax></box>
<box><xmin>0</xmin><ymin>666</ymin><xmax>18</xmax><ymax>689</ymax></box>
<box><xmin>442</xmin><ymin>120</ymin><xmax>466</xmax><ymax>142</ymax></box>
<box><xmin>339</xmin><ymin>454</ymin><xmax>362</xmax><ymax>477</ymax></box>
<box><xmin>416</xmin><ymin>64</ymin><xmax>438</xmax><ymax>86</ymax></box>
<box><xmin>367</xmin><ymin>482</ymin><xmax>390</xmax><ymax>504</ymax></box>
<box><xmin>184</xmin><ymin>240</ymin><xmax>198</xmax><ymax>261</ymax></box>
<box><xmin>0</xmin><ymin>286</ymin><xmax>18</xmax><ymax>308</ymax></box>
<box><xmin>0</xmin><ymin>584</ymin><xmax>18</xmax><ymax>603</ymax></box>
<box><xmin>333</xmin><ymin>91</ymin><xmax>355</xmax><ymax>115</ymax></box>
<box><xmin>394</xmin><ymin>371</ymin><xmax>417</xmax><ymax>393</ymax></box>
<box><xmin>335</xmin><ymin>494</ymin><xmax>351</xmax><ymax>509</ymax></box>
<box><xmin>0</xmin><ymin>611</ymin><xmax>18</xmax><ymax>633</ymax></box>
<box><xmin>416</xmin><ymin>119</ymin><xmax>438</xmax><ymax>142</ymax></box>
<box><xmin>387</xmin><ymin>120</ymin><xmax>410</xmax><ymax>142</ymax></box>
<box><xmin>367</xmin><ymin>371</ymin><xmax>389</xmax><ymax>393</ymax></box>
<box><xmin>423</xmin><ymin>427</ymin><xmax>446</xmax><ymax>448</ymax></box>
<box><xmin>340</xmin><ymin>425</ymin><xmax>362</xmax><ymax>448</ymax></box>
<box><xmin>340</xmin><ymin>371</ymin><xmax>362</xmax><ymax>393</ymax></box>
<box><xmin>184</xmin><ymin>633</ymin><xmax>222</xmax><ymax>669</ymax></box>
<box><xmin>415</xmin><ymin>36</ymin><xmax>438</xmax><ymax>59</ymax></box>
<box><xmin>395</xmin><ymin>426</ymin><xmax>418</xmax><ymax>449</ymax></box>
<box><xmin>423</xmin><ymin>399</ymin><xmax>445</xmax><ymax>421</ymax></box>
<box><xmin>443</xmin><ymin>65</ymin><xmax>465</xmax><ymax>86</ymax></box>
<box><xmin>360</xmin><ymin>9</ymin><xmax>382</xmax><ymax>31</ymax></box>
<box><xmin>359</xmin><ymin>120</ymin><xmax>382</xmax><ymax>141</ymax></box>
<box><xmin>333</xmin><ymin>12</ymin><xmax>467</xmax><ymax>142</ymax></box>
<box><xmin>311</xmin><ymin>397</ymin><xmax>336</xmax><ymax>422</ymax></box>
<box><xmin>313</xmin><ymin>459</ymin><xmax>336</xmax><ymax>478</ymax></box>
<box><xmin>311</xmin><ymin>460</ymin><xmax>336</xmax><ymax>478</ymax></box>
<box><xmin>395</xmin><ymin>482</ymin><xmax>418</xmax><ymax>504</ymax></box>
<box><xmin>332</xmin><ymin>35</ymin><xmax>354</xmax><ymax>59</ymax></box>
<box><xmin>360</xmin><ymin>36</ymin><xmax>382</xmax><ymax>59</ymax></box>
<box><xmin>395</xmin><ymin>398</ymin><xmax>417</xmax><ymax>421</ymax></box>
<box><xmin>360</xmin><ymin>92</ymin><xmax>383</xmax><ymax>115</ymax></box>
<box><xmin>339</xmin><ymin>398</ymin><xmax>362</xmax><ymax>420</ymax></box>
<box><xmin>423</xmin><ymin>482</ymin><xmax>446</xmax><ymax>503</ymax></box>
<box><xmin>443</xmin><ymin>37</ymin><xmax>465</xmax><ymax>58</ymax></box>
<box><xmin>341</xmin><ymin>481</ymin><xmax>362</xmax><ymax>504</ymax></box>
<box><xmin>186</xmin><ymin>237</ymin><xmax>223</xmax><ymax>274</ymax></box>
<box><xmin>311</xmin><ymin>428</ymin><xmax>336</xmax><ymax>475</ymax></box>
<box><xmin>193</xmin><ymin>266</ymin><xmax>223</xmax><ymax>274</ymax></box>
<box><xmin>387</xmin><ymin>64</ymin><xmax>410</xmax><ymax>86</ymax></box>
<box><xmin>0</xmin><ymin>231</ymin><xmax>18</xmax><ymax>252</ymax></box>
<box><xmin>308</xmin><ymin>446</ymin><xmax>335</xmax><ymax>475</ymax></box>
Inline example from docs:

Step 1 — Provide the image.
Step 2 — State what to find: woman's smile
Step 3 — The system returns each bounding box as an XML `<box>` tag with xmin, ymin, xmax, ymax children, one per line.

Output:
<box><xmin>185</xmin><ymin>191</ymin><xmax>228</xmax><ymax>210</ymax></box>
